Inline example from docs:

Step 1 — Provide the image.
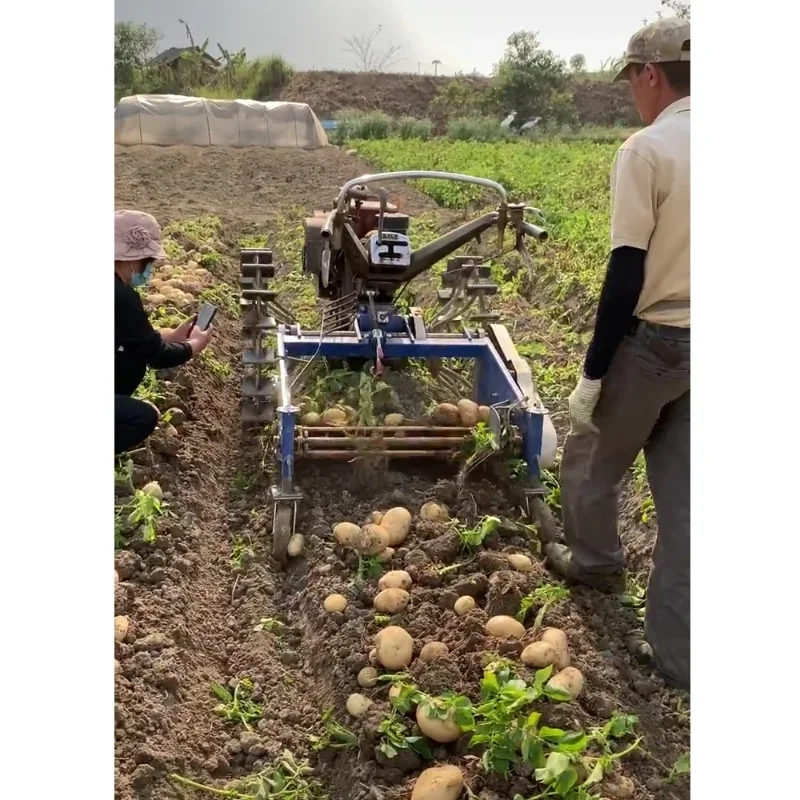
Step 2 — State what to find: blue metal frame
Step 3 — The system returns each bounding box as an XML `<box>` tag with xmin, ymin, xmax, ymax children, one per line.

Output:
<box><xmin>272</xmin><ymin>314</ymin><xmax>547</xmax><ymax>499</ymax></box>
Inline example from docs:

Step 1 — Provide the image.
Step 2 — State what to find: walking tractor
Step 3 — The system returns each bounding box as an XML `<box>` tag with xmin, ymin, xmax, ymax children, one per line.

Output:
<box><xmin>239</xmin><ymin>171</ymin><xmax>558</xmax><ymax>561</ymax></box>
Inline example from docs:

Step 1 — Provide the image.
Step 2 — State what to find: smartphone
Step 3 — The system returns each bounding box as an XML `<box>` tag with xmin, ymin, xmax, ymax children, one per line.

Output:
<box><xmin>189</xmin><ymin>303</ymin><xmax>218</xmax><ymax>334</ymax></box>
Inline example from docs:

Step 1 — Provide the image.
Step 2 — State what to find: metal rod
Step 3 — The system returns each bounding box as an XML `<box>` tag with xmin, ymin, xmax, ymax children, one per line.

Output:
<box><xmin>302</xmin><ymin>437</ymin><xmax>465</xmax><ymax>448</ymax></box>
<box><xmin>303</xmin><ymin>450</ymin><xmax>455</xmax><ymax>460</ymax></box>
<box><xmin>335</xmin><ymin>171</ymin><xmax>508</xmax><ymax>213</ymax></box>
<box><xmin>299</xmin><ymin>426</ymin><xmax>470</xmax><ymax>434</ymax></box>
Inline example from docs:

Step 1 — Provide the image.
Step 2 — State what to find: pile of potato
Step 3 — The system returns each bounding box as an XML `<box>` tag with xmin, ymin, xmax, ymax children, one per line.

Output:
<box><xmin>430</xmin><ymin>399</ymin><xmax>491</xmax><ymax>427</ymax></box>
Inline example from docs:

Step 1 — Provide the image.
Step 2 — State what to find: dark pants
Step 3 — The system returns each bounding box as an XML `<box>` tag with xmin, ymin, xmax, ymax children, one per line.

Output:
<box><xmin>560</xmin><ymin>321</ymin><xmax>690</xmax><ymax>686</ymax></box>
<box><xmin>115</xmin><ymin>395</ymin><xmax>158</xmax><ymax>455</ymax></box>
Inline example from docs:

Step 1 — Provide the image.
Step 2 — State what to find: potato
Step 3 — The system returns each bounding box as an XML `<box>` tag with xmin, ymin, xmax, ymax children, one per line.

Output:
<box><xmin>432</xmin><ymin>403</ymin><xmax>460</xmax><ymax>426</ymax></box>
<box><xmin>368</xmin><ymin>648</ymin><xmax>379</xmax><ymax>666</ymax></box>
<box><xmin>411</xmin><ymin>765</ymin><xmax>464</xmax><ymax>800</ymax></box>
<box><xmin>346</xmin><ymin>693</ymin><xmax>373</xmax><ymax>717</ymax></box>
<box><xmin>341</xmin><ymin>405</ymin><xmax>358</xmax><ymax>422</ymax></box>
<box><xmin>454</xmin><ymin>596</ymin><xmax>476</xmax><ymax>616</ymax></box>
<box><xmin>367</xmin><ymin>510</ymin><xmax>384</xmax><ymax>525</ymax></box>
<box><xmin>457</xmin><ymin>398</ymin><xmax>480</xmax><ymax>426</ymax></box>
<box><xmin>114</xmin><ymin>616</ymin><xmax>129</xmax><ymax>643</ymax></box>
<box><xmin>374</xmin><ymin>588</ymin><xmax>410</xmax><ymax>614</ymax></box>
<box><xmin>420</xmin><ymin>502</ymin><xmax>449</xmax><ymax>522</ymax></box>
<box><xmin>486</xmin><ymin>615</ymin><xmax>526</xmax><ymax>639</ymax></box>
<box><xmin>478</xmin><ymin>405</ymin><xmax>491</xmax><ymax>423</ymax></box>
<box><xmin>521</xmin><ymin>641</ymin><xmax>559</xmax><ymax>668</ymax></box>
<box><xmin>324</xmin><ymin>594</ymin><xmax>348</xmax><ymax>613</ymax></box>
<box><xmin>300</xmin><ymin>412</ymin><xmax>322</xmax><ymax>426</ymax></box>
<box><xmin>114</xmin><ymin>659</ymin><xmax>122</xmax><ymax>676</ymax></box>
<box><xmin>333</xmin><ymin>522</ymin><xmax>361</xmax><ymax>547</ymax></box>
<box><xmin>377</xmin><ymin>547</ymin><xmax>395</xmax><ymax>563</ymax></box>
<box><xmin>381</xmin><ymin>507</ymin><xmax>412</xmax><ymax>546</ymax></box>
<box><xmin>141</xmin><ymin>481</ymin><xmax>163</xmax><ymax>500</ymax></box>
<box><xmin>114</xmin><ymin>570</ymin><xmax>119</xmax><ymax>586</ymax></box>
<box><xmin>603</xmin><ymin>774</ymin><xmax>635</xmax><ymax>799</ymax></box>
<box><xmin>298</xmin><ymin>397</ymin><xmax>319</xmax><ymax>415</ymax></box>
<box><xmin>507</xmin><ymin>553</ymin><xmax>534</xmax><ymax>572</ymax></box>
<box><xmin>356</xmin><ymin>523</ymin><xmax>390</xmax><ymax>555</ymax></box>
<box><xmin>375</xmin><ymin>626</ymin><xmax>414</xmax><ymax>670</ymax></box>
<box><xmin>384</xmin><ymin>413</ymin><xmax>405</xmax><ymax>426</ymax></box>
<box><xmin>419</xmin><ymin>641</ymin><xmax>449</xmax><ymax>662</ymax></box>
<box><xmin>378</xmin><ymin>570</ymin><xmax>413</xmax><ymax>591</ymax></box>
<box><xmin>357</xmin><ymin>667</ymin><xmax>379</xmax><ymax>688</ymax></box>
<box><xmin>541</xmin><ymin>627</ymin><xmax>571</xmax><ymax>670</ymax></box>
<box><xmin>547</xmin><ymin>666</ymin><xmax>585</xmax><ymax>701</ymax></box>
<box><xmin>321</xmin><ymin>407</ymin><xmax>348</xmax><ymax>427</ymax></box>
<box><xmin>416</xmin><ymin>700</ymin><xmax>461</xmax><ymax>743</ymax></box>
<box><xmin>287</xmin><ymin>534</ymin><xmax>305</xmax><ymax>557</ymax></box>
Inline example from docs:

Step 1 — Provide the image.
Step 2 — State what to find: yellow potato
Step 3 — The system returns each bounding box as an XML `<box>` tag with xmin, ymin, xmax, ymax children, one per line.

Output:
<box><xmin>323</xmin><ymin>594</ymin><xmax>348</xmax><ymax>613</ymax></box>
<box><xmin>384</xmin><ymin>413</ymin><xmax>405</xmax><ymax>426</ymax></box>
<box><xmin>346</xmin><ymin>693</ymin><xmax>373</xmax><ymax>717</ymax></box>
<box><xmin>547</xmin><ymin>666</ymin><xmax>585</xmax><ymax>701</ymax></box>
<box><xmin>368</xmin><ymin>648</ymin><xmax>379</xmax><ymax>666</ymax></box>
<box><xmin>300</xmin><ymin>412</ymin><xmax>322</xmax><ymax>426</ymax></box>
<box><xmin>141</xmin><ymin>481</ymin><xmax>163</xmax><ymax>500</ymax></box>
<box><xmin>114</xmin><ymin>616</ymin><xmax>129</xmax><ymax>643</ymax></box>
<box><xmin>356</xmin><ymin>523</ymin><xmax>390</xmax><ymax>555</ymax></box>
<box><xmin>541</xmin><ymin>627</ymin><xmax>571</xmax><ymax>670</ymax></box>
<box><xmin>377</xmin><ymin>547</ymin><xmax>395</xmax><ymax>563</ymax></box>
<box><xmin>603</xmin><ymin>774</ymin><xmax>635</xmax><ymax>799</ymax></box>
<box><xmin>457</xmin><ymin>398</ymin><xmax>480</xmax><ymax>426</ymax></box>
<box><xmin>378</xmin><ymin>570</ymin><xmax>413</xmax><ymax>591</ymax></box>
<box><xmin>357</xmin><ymin>667</ymin><xmax>379</xmax><ymax>688</ymax></box>
<box><xmin>432</xmin><ymin>403</ymin><xmax>460</xmax><ymax>426</ymax></box>
<box><xmin>321</xmin><ymin>407</ymin><xmax>348</xmax><ymax>427</ymax></box>
<box><xmin>375</xmin><ymin>626</ymin><xmax>414</xmax><ymax>670</ymax></box>
<box><xmin>521</xmin><ymin>641</ymin><xmax>559</xmax><ymax>668</ymax></box>
<box><xmin>416</xmin><ymin>701</ymin><xmax>461</xmax><ymax>743</ymax></box>
<box><xmin>419</xmin><ymin>641</ymin><xmax>449</xmax><ymax>662</ymax></box>
<box><xmin>411</xmin><ymin>765</ymin><xmax>464</xmax><ymax>800</ymax></box>
<box><xmin>333</xmin><ymin>522</ymin><xmax>361</xmax><ymax>547</ymax></box>
<box><xmin>380</xmin><ymin>507</ymin><xmax>412</xmax><ymax>546</ymax></box>
<box><xmin>373</xmin><ymin>588</ymin><xmax>411</xmax><ymax>614</ymax></box>
<box><xmin>341</xmin><ymin>405</ymin><xmax>358</xmax><ymax>422</ymax></box>
<box><xmin>478</xmin><ymin>405</ymin><xmax>491</xmax><ymax>423</ymax></box>
<box><xmin>486</xmin><ymin>615</ymin><xmax>526</xmax><ymax>639</ymax></box>
<box><xmin>507</xmin><ymin>553</ymin><xmax>534</xmax><ymax>572</ymax></box>
<box><xmin>454</xmin><ymin>596</ymin><xmax>476</xmax><ymax>616</ymax></box>
<box><xmin>287</xmin><ymin>534</ymin><xmax>305</xmax><ymax>557</ymax></box>
<box><xmin>420</xmin><ymin>502</ymin><xmax>449</xmax><ymax>522</ymax></box>
<box><xmin>367</xmin><ymin>510</ymin><xmax>384</xmax><ymax>525</ymax></box>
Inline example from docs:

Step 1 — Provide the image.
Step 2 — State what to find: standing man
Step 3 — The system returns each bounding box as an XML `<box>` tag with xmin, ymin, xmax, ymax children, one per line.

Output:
<box><xmin>544</xmin><ymin>17</ymin><xmax>690</xmax><ymax>690</ymax></box>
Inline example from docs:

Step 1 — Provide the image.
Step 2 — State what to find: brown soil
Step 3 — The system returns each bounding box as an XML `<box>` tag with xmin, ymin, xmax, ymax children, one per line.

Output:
<box><xmin>276</xmin><ymin>71</ymin><xmax>639</xmax><ymax>127</ymax></box>
<box><xmin>114</xmin><ymin>145</ymin><xmax>688</xmax><ymax>800</ymax></box>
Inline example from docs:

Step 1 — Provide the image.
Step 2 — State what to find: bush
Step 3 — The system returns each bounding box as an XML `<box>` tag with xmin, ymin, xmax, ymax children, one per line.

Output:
<box><xmin>446</xmin><ymin>116</ymin><xmax>511</xmax><ymax>142</ymax></box>
<box><xmin>333</xmin><ymin>110</ymin><xmax>393</xmax><ymax>143</ymax></box>
<box><xmin>244</xmin><ymin>56</ymin><xmax>294</xmax><ymax>100</ymax></box>
<box><xmin>395</xmin><ymin>116</ymin><xmax>432</xmax><ymax>140</ymax></box>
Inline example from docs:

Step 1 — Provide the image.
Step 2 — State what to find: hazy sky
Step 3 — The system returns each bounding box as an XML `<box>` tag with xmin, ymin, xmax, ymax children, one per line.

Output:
<box><xmin>115</xmin><ymin>0</ymin><xmax>664</xmax><ymax>75</ymax></box>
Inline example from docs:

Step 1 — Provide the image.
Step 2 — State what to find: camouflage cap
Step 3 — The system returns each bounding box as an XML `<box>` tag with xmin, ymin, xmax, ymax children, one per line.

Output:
<box><xmin>614</xmin><ymin>17</ymin><xmax>690</xmax><ymax>82</ymax></box>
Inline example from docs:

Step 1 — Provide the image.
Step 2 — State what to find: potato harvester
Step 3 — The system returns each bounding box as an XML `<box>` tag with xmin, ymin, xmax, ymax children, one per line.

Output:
<box><xmin>238</xmin><ymin>171</ymin><xmax>558</xmax><ymax>561</ymax></box>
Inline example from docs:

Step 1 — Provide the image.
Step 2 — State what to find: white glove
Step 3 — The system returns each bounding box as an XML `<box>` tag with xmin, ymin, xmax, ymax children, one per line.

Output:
<box><xmin>568</xmin><ymin>376</ymin><xmax>602</xmax><ymax>434</ymax></box>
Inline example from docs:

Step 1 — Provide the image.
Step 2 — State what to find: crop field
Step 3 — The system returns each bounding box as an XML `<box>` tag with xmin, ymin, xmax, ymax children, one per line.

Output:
<box><xmin>114</xmin><ymin>140</ymin><xmax>689</xmax><ymax>800</ymax></box>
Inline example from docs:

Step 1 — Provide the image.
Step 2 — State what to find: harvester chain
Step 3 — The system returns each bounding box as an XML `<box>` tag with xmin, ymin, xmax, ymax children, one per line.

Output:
<box><xmin>240</xmin><ymin>248</ymin><xmax>280</xmax><ymax>427</ymax></box>
<box><xmin>432</xmin><ymin>256</ymin><xmax>501</xmax><ymax>331</ymax></box>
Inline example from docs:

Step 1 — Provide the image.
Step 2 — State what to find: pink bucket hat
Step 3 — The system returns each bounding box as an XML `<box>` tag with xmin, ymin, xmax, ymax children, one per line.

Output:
<box><xmin>114</xmin><ymin>210</ymin><xmax>167</xmax><ymax>261</ymax></box>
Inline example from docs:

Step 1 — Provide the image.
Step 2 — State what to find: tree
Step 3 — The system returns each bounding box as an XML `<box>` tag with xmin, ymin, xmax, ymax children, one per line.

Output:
<box><xmin>115</xmin><ymin>21</ymin><xmax>161</xmax><ymax>94</ymax></box>
<box><xmin>661</xmin><ymin>0</ymin><xmax>690</xmax><ymax>18</ymax></box>
<box><xmin>492</xmin><ymin>32</ymin><xmax>572</xmax><ymax>127</ymax></box>
<box><xmin>432</xmin><ymin>59</ymin><xmax>441</xmax><ymax>76</ymax></box>
<box><xmin>343</xmin><ymin>25</ymin><xmax>403</xmax><ymax>72</ymax></box>
<box><xmin>569</xmin><ymin>53</ymin><xmax>586</xmax><ymax>73</ymax></box>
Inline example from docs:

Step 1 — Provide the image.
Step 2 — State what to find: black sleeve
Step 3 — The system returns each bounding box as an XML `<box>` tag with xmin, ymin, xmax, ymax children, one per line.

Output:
<box><xmin>583</xmin><ymin>246</ymin><xmax>646</xmax><ymax>380</ymax></box>
<box><xmin>116</xmin><ymin>282</ymin><xmax>192</xmax><ymax>369</ymax></box>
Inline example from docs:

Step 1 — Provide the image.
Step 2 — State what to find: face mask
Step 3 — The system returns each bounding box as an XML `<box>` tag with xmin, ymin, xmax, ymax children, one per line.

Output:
<box><xmin>130</xmin><ymin>261</ymin><xmax>154</xmax><ymax>288</ymax></box>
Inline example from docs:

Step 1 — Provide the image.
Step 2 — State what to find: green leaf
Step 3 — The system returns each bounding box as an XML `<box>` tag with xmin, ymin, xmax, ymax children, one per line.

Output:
<box><xmin>540</xmin><ymin>726</ymin><xmax>566</xmax><ymax>741</ymax></box>
<box><xmin>554</xmin><ymin>767</ymin><xmax>578</xmax><ymax>795</ymax></box>
<box><xmin>559</xmin><ymin>732</ymin><xmax>589</xmax><ymax>752</ymax></box>
<box><xmin>673</xmin><ymin>752</ymin><xmax>690</xmax><ymax>774</ymax></box>
<box><xmin>407</xmin><ymin>736</ymin><xmax>433</xmax><ymax>760</ymax></box>
<box><xmin>533</xmin><ymin>664</ymin><xmax>554</xmax><ymax>689</ymax></box>
<box><xmin>210</xmin><ymin>682</ymin><xmax>233</xmax><ymax>702</ymax></box>
<box><xmin>585</xmin><ymin>761</ymin><xmax>605</xmax><ymax>786</ymax></box>
<box><xmin>544</xmin><ymin>684</ymin><xmax>574</xmax><ymax>703</ymax></box>
<box><xmin>535</xmin><ymin>752</ymin><xmax>571</xmax><ymax>784</ymax></box>
<box><xmin>525</xmin><ymin>710</ymin><xmax>542</xmax><ymax>729</ymax></box>
<box><xmin>379</xmin><ymin>742</ymin><xmax>398</xmax><ymax>759</ymax></box>
<box><xmin>522</xmin><ymin>737</ymin><xmax>545</xmax><ymax>768</ymax></box>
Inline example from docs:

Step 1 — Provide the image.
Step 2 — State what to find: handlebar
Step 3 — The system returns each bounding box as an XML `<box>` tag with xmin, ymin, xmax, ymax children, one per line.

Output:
<box><xmin>520</xmin><ymin>222</ymin><xmax>548</xmax><ymax>242</ymax></box>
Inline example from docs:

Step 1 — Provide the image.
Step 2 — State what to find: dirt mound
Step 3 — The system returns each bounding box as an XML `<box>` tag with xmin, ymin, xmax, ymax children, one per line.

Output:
<box><xmin>114</xmin><ymin>145</ymin><xmax>688</xmax><ymax>800</ymax></box>
<box><xmin>277</xmin><ymin>70</ymin><xmax>638</xmax><ymax>126</ymax></box>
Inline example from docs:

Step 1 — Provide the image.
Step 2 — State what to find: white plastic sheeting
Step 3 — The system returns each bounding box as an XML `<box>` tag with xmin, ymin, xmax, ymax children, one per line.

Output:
<box><xmin>115</xmin><ymin>95</ymin><xmax>329</xmax><ymax>148</ymax></box>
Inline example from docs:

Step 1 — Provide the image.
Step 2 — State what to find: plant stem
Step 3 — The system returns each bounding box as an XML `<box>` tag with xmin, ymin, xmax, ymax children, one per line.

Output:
<box><xmin>168</xmin><ymin>774</ymin><xmax>244</xmax><ymax>798</ymax></box>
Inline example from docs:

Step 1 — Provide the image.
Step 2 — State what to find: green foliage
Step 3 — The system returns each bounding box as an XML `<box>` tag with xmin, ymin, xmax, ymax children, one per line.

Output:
<box><xmin>230</xmin><ymin>536</ymin><xmax>256</xmax><ymax>569</ymax></box>
<box><xmin>115</xmin><ymin>21</ymin><xmax>161</xmax><ymax>99</ymax></box>
<box><xmin>517</xmin><ymin>584</ymin><xmax>570</xmax><ymax>631</ymax></box>
<box><xmin>211</xmin><ymin>679</ymin><xmax>263</xmax><ymax>729</ymax></box>
<box><xmin>378</xmin><ymin>711</ymin><xmax>433</xmax><ymax>760</ymax></box>
<box><xmin>492</xmin><ymin>32</ymin><xmax>574</xmax><ymax>128</ymax></box>
<box><xmin>429</xmin><ymin>77</ymin><xmax>494</xmax><ymax>126</ymax></box>
<box><xmin>457</xmin><ymin>515</ymin><xmax>502</xmax><ymax>551</ymax></box>
<box><xmin>309</xmin><ymin>709</ymin><xmax>358</xmax><ymax>752</ymax></box>
<box><xmin>395</xmin><ymin>116</ymin><xmax>433</xmax><ymax>140</ymax></box>
<box><xmin>115</xmin><ymin>489</ymin><xmax>170</xmax><ymax>547</ymax></box>
<box><xmin>447</xmin><ymin>116</ymin><xmax>512</xmax><ymax>142</ymax></box>
<box><xmin>253</xmin><ymin>617</ymin><xmax>285</xmax><ymax>635</ymax></box>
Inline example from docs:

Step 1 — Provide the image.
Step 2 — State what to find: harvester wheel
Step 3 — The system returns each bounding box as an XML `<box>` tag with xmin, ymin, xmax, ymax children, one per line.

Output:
<box><xmin>272</xmin><ymin>504</ymin><xmax>294</xmax><ymax>564</ymax></box>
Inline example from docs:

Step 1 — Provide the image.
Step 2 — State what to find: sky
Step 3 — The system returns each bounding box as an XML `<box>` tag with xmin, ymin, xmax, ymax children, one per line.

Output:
<box><xmin>115</xmin><ymin>0</ymin><xmax>665</xmax><ymax>76</ymax></box>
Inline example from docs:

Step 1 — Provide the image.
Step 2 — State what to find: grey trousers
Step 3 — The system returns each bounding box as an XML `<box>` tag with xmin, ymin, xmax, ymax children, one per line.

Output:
<box><xmin>560</xmin><ymin>321</ymin><xmax>690</xmax><ymax>685</ymax></box>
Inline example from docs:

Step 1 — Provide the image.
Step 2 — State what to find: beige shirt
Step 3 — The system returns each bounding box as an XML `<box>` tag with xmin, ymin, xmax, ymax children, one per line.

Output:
<box><xmin>610</xmin><ymin>96</ymin><xmax>690</xmax><ymax>327</ymax></box>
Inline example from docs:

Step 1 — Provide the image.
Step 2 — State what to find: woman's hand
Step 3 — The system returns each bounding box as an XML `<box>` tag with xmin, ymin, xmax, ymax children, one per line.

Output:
<box><xmin>188</xmin><ymin>324</ymin><xmax>214</xmax><ymax>356</ymax></box>
<box><xmin>161</xmin><ymin>318</ymin><xmax>195</xmax><ymax>344</ymax></box>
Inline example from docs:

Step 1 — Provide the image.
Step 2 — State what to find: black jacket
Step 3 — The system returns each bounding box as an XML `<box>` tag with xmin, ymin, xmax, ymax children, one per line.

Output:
<box><xmin>115</xmin><ymin>275</ymin><xmax>192</xmax><ymax>396</ymax></box>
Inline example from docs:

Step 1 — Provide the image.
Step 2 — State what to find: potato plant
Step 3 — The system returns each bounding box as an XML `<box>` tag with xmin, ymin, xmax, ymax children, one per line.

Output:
<box><xmin>211</xmin><ymin>679</ymin><xmax>263</xmax><ymax>730</ymax></box>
